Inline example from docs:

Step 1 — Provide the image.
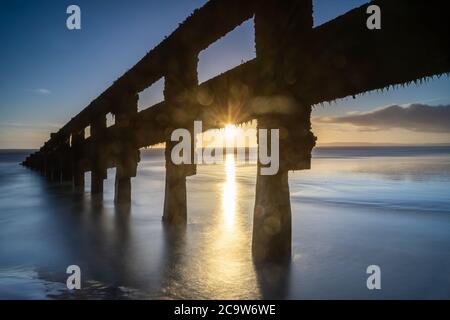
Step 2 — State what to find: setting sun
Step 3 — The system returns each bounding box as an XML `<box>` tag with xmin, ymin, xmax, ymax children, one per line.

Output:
<box><xmin>224</xmin><ymin>124</ymin><xmax>237</xmax><ymax>140</ymax></box>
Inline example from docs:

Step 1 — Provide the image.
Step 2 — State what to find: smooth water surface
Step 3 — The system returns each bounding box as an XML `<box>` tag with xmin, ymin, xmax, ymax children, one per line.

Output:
<box><xmin>1</xmin><ymin>147</ymin><xmax>450</xmax><ymax>299</ymax></box>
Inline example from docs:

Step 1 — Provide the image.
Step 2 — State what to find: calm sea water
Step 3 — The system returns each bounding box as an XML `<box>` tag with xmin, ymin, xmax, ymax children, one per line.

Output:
<box><xmin>0</xmin><ymin>146</ymin><xmax>450</xmax><ymax>299</ymax></box>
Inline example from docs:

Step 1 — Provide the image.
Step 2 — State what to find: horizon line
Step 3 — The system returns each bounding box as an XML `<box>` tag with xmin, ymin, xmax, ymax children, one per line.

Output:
<box><xmin>3</xmin><ymin>142</ymin><xmax>450</xmax><ymax>151</ymax></box>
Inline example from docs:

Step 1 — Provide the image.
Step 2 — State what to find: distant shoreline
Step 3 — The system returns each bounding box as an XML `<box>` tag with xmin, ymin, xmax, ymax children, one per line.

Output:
<box><xmin>2</xmin><ymin>144</ymin><xmax>450</xmax><ymax>152</ymax></box>
<box><xmin>316</xmin><ymin>143</ymin><xmax>450</xmax><ymax>147</ymax></box>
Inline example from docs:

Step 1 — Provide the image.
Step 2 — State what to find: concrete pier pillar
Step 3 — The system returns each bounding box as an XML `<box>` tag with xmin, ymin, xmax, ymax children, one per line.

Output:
<box><xmin>51</xmin><ymin>153</ymin><xmax>62</xmax><ymax>183</ymax></box>
<box><xmin>72</xmin><ymin>131</ymin><xmax>85</xmax><ymax>188</ymax></box>
<box><xmin>61</xmin><ymin>143</ymin><xmax>73</xmax><ymax>183</ymax></box>
<box><xmin>52</xmin><ymin>170</ymin><xmax>61</xmax><ymax>183</ymax></box>
<box><xmin>43</xmin><ymin>154</ymin><xmax>52</xmax><ymax>180</ymax></box>
<box><xmin>113</xmin><ymin>95</ymin><xmax>139</xmax><ymax>205</ymax></box>
<box><xmin>252</xmin><ymin>0</ymin><xmax>315</xmax><ymax>263</ymax></box>
<box><xmin>46</xmin><ymin>167</ymin><xmax>54</xmax><ymax>180</ymax></box>
<box><xmin>61</xmin><ymin>167</ymin><xmax>72</xmax><ymax>182</ymax></box>
<box><xmin>91</xmin><ymin>169</ymin><xmax>105</xmax><ymax>194</ymax></box>
<box><xmin>114</xmin><ymin>169</ymin><xmax>131</xmax><ymax>204</ymax></box>
<box><xmin>252</xmin><ymin>169</ymin><xmax>292</xmax><ymax>263</ymax></box>
<box><xmin>162</xmin><ymin>51</ymin><xmax>198</xmax><ymax>224</ymax></box>
<box><xmin>162</xmin><ymin>141</ymin><xmax>190</xmax><ymax>225</ymax></box>
<box><xmin>252</xmin><ymin>112</ymin><xmax>315</xmax><ymax>263</ymax></box>
<box><xmin>73</xmin><ymin>166</ymin><xmax>84</xmax><ymax>188</ymax></box>
<box><xmin>91</xmin><ymin>116</ymin><xmax>107</xmax><ymax>195</ymax></box>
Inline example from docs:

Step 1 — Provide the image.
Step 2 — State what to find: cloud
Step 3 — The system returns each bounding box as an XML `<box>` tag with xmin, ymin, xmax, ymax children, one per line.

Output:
<box><xmin>314</xmin><ymin>104</ymin><xmax>450</xmax><ymax>132</ymax></box>
<box><xmin>28</xmin><ymin>88</ymin><xmax>51</xmax><ymax>95</ymax></box>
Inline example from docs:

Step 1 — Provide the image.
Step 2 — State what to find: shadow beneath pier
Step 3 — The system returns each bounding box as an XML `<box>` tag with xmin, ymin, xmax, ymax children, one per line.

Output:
<box><xmin>254</xmin><ymin>260</ymin><xmax>292</xmax><ymax>300</ymax></box>
<box><xmin>114</xmin><ymin>203</ymin><xmax>132</xmax><ymax>216</ymax></box>
<box><xmin>158</xmin><ymin>224</ymin><xmax>187</xmax><ymax>298</ymax></box>
<box><xmin>17</xmin><ymin>172</ymin><xmax>140</xmax><ymax>299</ymax></box>
<box><xmin>90</xmin><ymin>193</ymin><xmax>104</xmax><ymax>209</ymax></box>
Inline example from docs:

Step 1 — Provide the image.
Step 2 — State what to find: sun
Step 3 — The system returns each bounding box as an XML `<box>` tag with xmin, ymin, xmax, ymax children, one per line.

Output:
<box><xmin>224</xmin><ymin>124</ymin><xmax>237</xmax><ymax>140</ymax></box>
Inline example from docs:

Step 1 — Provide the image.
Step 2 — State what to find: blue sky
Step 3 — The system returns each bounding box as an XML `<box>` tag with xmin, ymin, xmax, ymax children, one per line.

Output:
<box><xmin>0</xmin><ymin>0</ymin><xmax>449</xmax><ymax>148</ymax></box>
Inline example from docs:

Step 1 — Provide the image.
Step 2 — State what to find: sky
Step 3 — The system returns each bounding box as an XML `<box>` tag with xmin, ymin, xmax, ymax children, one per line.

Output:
<box><xmin>0</xmin><ymin>0</ymin><xmax>449</xmax><ymax>149</ymax></box>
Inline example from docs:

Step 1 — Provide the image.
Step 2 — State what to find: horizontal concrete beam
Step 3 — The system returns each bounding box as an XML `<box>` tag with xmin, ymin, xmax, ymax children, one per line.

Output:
<box><xmin>291</xmin><ymin>0</ymin><xmax>450</xmax><ymax>105</ymax></box>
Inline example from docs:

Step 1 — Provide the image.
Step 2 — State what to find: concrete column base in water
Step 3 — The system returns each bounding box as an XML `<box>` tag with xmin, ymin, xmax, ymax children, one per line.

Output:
<box><xmin>114</xmin><ymin>168</ymin><xmax>131</xmax><ymax>204</ymax></box>
<box><xmin>162</xmin><ymin>158</ymin><xmax>188</xmax><ymax>225</ymax></box>
<box><xmin>91</xmin><ymin>169</ymin><xmax>106</xmax><ymax>195</ymax></box>
<box><xmin>252</xmin><ymin>169</ymin><xmax>292</xmax><ymax>263</ymax></box>
<box><xmin>73</xmin><ymin>168</ymin><xmax>84</xmax><ymax>188</ymax></box>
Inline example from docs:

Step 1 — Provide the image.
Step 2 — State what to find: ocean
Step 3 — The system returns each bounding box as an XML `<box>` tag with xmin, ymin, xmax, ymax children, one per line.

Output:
<box><xmin>0</xmin><ymin>146</ymin><xmax>449</xmax><ymax>299</ymax></box>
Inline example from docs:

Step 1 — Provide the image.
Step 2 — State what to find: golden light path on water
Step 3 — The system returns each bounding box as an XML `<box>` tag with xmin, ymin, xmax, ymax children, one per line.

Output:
<box><xmin>199</xmin><ymin>125</ymin><xmax>260</xmax><ymax>299</ymax></box>
<box><xmin>163</xmin><ymin>124</ymin><xmax>261</xmax><ymax>299</ymax></box>
<box><xmin>222</xmin><ymin>153</ymin><xmax>237</xmax><ymax>227</ymax></box>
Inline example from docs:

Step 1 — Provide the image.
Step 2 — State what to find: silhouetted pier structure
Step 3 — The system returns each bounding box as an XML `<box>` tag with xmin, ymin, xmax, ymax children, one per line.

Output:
<box><xmin>22</xmin><ymin>0</ymin><xmax>450</xmax><ymax>262</ymax></box>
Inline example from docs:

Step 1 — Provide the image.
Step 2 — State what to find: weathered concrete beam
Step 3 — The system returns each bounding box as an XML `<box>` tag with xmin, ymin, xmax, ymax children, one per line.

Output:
<box><xmin>133</xmin><ymin>61</ymin><xmax>258</xmax><ymax>149</ymax></box>
<box><xmin>118</xmin><ymin>0</ymin><xmax>255</xmax><ymax>94</ymax></box>
<box><xmin>288</xmin><ymin>0</ymin><xmax>450</xmax><ymax>105</ymax></box>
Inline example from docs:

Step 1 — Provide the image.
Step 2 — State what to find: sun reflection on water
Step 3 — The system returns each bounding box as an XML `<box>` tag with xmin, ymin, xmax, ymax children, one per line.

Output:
<box><xmin>222</xmin><ymin>153</ymin><xmax>237</xmax><ymax>227</ymax></box>
<box><xmin>164</xmin><ymin>136</ymin><xmax>260</xmax><ymax>299</ymax></box>
<box><xmin>202</xmin><ymin>151</ymin><xmax>257</xmax><ymax>299</ymax></box>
